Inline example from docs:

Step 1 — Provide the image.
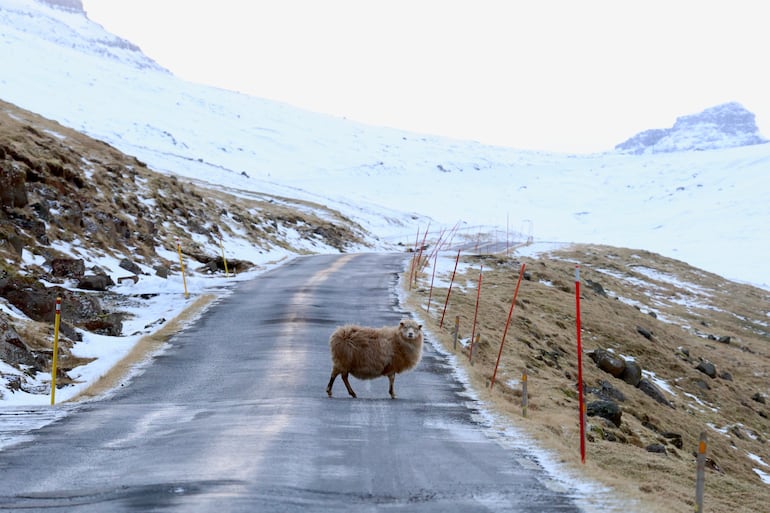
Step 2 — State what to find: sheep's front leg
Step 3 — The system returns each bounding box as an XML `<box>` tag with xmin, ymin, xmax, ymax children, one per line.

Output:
<box><xmin>341</xmin><ymin>372</ymin><xmax>357</xmax><ymax>398</ymax></box>
<box><xmin>388</xmin><ymin>373</ymin><xmax>397</xmax><ymax>399</ymax></box>
<box><xmin>326</xmin><ymin>369</ymin><xmax>339</xmax><ymax>397</ymax></box>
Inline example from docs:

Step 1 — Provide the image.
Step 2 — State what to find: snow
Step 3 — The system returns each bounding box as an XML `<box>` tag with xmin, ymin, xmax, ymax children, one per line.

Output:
<box><xmin>0</xmin><ymin>2</ymin><xmax>769</xmax><ymax>504</ymax></box>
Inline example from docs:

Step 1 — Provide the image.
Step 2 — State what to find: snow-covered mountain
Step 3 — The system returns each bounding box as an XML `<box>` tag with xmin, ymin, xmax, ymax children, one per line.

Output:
<box><xmin>1</xmin><ymin>0</ymin><xmax>769</xmax><ymax>289</ymax></box>
<box><xmin>615</xmin><ymin>102</ymin><xmax>767</xmax><ymax>154</ymax></box>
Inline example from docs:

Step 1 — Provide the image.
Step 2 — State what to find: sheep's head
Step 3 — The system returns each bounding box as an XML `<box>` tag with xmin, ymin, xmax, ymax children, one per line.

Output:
<box><xmin>398</xmin><ymin>319</ymin><xmax>423</xmax><ymax>341</ymax></box>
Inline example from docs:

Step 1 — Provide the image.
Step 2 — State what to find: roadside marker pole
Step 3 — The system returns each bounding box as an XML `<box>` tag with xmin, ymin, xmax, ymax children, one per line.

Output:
<box><xmin>176</xmin><ymin>237</ymin><xmax>190</xmax><ymax>299</ymax></box>
<box><xmin>218</xmin><ymin>234</ymin><xmax>230</xmax><ymax>277</ymax></box>
<box><xmin>576</xmin><ymin>265</ymin><xmax>586</xmax><ymax>463</ymax></box>
<box><xmin>521</xmin><ymin>371</ymin><xmax>528</xmax><ymax>417</ymax></box>
<box><xmin>490</xmin><ymin>263</ymin><xmax>526</xmax><ymax>389</ymax></box>
<box><xmin>468</xmin><ymin>265</ymin><xmax>483</xmax><ymax>364</ymax></box>
<box><xmin>453</xmin><ymin>315</ymin><xmax>459</xmax><ymax>351</ymax></box>
<box><xmin>413</xmin><ymin>223</ymin><xmax>430</xmax><ymax>288</ymax></box>
<box><xmin>409</xmin><ymin>226</ymin><xmax>421</xmax><ymax>290</ymax></box>
<box><xmin>439</xmin><ymin>249</ymin><xmax>461</xmax><ymax>329</ymax></box>
<box><xmin>50</xmin><ymin>297</ymin><xmax>61</xmax><ymax>406</ymax></box>
<box><xmin>427</xmin><ymin>250</ymin><xmax>438</xmax><ymax>313</ymax></box>
<box><xmin>695</xmin><ymin>432</ymin><xmax>707</xmax><ymax>512</ymax></box>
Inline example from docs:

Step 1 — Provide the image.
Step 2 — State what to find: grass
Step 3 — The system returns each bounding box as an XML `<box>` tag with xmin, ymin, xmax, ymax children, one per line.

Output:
<box><xmin>403</xmin><ymin>243</ymin><xmax>770</xmax><ymax>513</ymax></box>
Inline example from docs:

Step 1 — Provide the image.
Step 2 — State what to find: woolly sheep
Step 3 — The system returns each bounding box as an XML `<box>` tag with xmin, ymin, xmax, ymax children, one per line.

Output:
<box><xmin>326</xmin><ymin>318</ymin><xmax>423</xmax><ymax>399</ymax></box>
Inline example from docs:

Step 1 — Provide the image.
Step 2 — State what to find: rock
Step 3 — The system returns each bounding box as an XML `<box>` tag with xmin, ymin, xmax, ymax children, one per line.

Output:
<box><xmin>590</xmin><ymin>380</ymin><xmax>626</xmax><ymax>402</ymax></box>
<box><xmin>587</xmin><ymin>400</ymin><xmax>622</xmax><ymax>427</ymax></box>
<box><xmin>717</xmin><ymin>336</ymin><xmax>731</xmax><ymax>344</ymax></box>
<box><xmin>153</xmin><ymin>265</ymin><xmax>170</xmax><ymax>278</ymax></box>
<box><xmin>694</xmin><ymin>379</ymin><xmax>711</xmax><ymax>391</ymax></box>
<box><xmin>0</xmin><ymin>317</ymin><xmax>46</xmax><ymax>372</ymax></box>
<box><xmin>620</xmin><ymin>360</ymin><xmax>642</xmax><ymax>387</ymax></box>
<box><xmin>646</xmin><ymin>444</ymin><xmax>667</xmax><ymax>454</ymax></box>
<box><xmin>752</xmin><ymin>393</ymin><xmax>766</xmax><ymax>404</ymax></box>
<box><xmin>0</xmin><ymin>162</ymin><xmax>28</xmax><ymax>208</ymax></box>
<box><xmin>82</xmin><ymin>313</ymin><xmax>123</xmax><ymax>336</ymax></box>
<box><xmin>77</xmin><ymin>274</ymin><xmax>115</xmax><ymax>291</ymax></box>
<box><xmin>637</xmin><ymin>378</ymin><xmax>672</xmax><ymax>407</ymax></box>
<box><xmin>586</xmin><ymin>279</ymin><xmax>608</xmax><ymax>297</ymax></box>
<box><xmin>51</xmin><ymin>257</ymin><xmax>85</xmax><ymax>279</ymax></box>
<box><xmin>119</xmin><ymin>258</ymin><xmax>143</xmax><ymax>275</ymax></box>
<box><xmin>589</xmin><ymin>349</ymin><xmax>626</xmax><ymax>378</ymax></box>
<box><xmin>696</xmin><ymin>361</ymin><xmax>717</xmax><ymax>379</ymax></box>
<box><xmin>636</xmin><ymin>326</ymin><xmax>653</xmax><ymax>340</ymax></box>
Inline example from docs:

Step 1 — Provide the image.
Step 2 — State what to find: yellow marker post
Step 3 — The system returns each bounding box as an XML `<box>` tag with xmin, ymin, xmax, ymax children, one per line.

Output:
<box><xmin>50</xmin><ymin>297</ymin><xmax>61</xmax><ymax>406</ymax></box>
<box><xmin>695</xmin><ymin>432</ymin><xmax>707</xmax><ymax>512</ymax></box>
<box><xmin>521</xmin><ymin>371</ymin><xmax>528</xmax><ymax>418</ymax></box>
<box><xmin>176</xmin><ymin>237</ymin><xmax>190</xmax><ymax>299</ymax></box>
<box><xmin>218</xmin><ymin>234</ymin><xmax>230</xmax><ymax>277</ymax></box>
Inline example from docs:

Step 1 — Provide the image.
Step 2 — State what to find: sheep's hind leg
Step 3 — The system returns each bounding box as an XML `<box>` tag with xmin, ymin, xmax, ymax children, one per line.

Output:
<box><xmin>326</xmin><ymin>369</ymin><xmax>339</xmax><ymax>397</ymax></box>
<box><xmin>341</xmin><ymin>372</ymin><xmax>357</xmax><ymax>398</ymax></box>
<box><xmin>388</xmin><ymin>373</ymin><xmax>397</xmax><ymax>399</ymax></box>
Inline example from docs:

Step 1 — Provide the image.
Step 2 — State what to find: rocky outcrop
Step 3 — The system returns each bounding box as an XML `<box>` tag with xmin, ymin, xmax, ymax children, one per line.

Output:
<box><xmin>39</xmin><ymin>0</ymin><xmax>84</xmax><ymax>12</ymax></box>
<box><xmin>0</xmin><ymin>317</ymin><xmax>47</xmax><ymax>374</ymax></box>
<box><xmin>615</xmin><ymin>102</ymin><xmax>767</xmax><ymax>154</ymax></box>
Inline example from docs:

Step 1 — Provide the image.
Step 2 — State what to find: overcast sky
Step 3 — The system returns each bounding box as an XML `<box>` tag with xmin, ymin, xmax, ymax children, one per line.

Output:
<box><xmin>81</xmin><ymin>0</ymin><xmax>770</xmax><ymax>153</ymax></box>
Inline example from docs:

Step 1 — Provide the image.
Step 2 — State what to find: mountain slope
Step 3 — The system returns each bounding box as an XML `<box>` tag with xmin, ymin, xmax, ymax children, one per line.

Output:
<box><xmin>1</xmin><ymin>1</ymin><xmax>768</xmax><ymax>290</ymax></box>
<box><xmin>1</xmin><ymin>97</ymin><xmax>370</xmax><ymax>394</ymax></box>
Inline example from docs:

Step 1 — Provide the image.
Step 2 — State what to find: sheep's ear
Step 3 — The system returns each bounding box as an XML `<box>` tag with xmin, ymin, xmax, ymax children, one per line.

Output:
<box><xmin>399</xmin><ymin>321</ymin><xmax>405</xmax><ymax>327</ymax></box>
<box><xmin>418</xmin><ymin>324</ymin><xmax>422</xmax><ymax>330</ymax></box>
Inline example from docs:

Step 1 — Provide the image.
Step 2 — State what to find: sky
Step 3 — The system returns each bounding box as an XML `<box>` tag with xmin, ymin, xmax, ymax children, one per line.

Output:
<box><xmin>80</xmin><ymin>0</ymin><xmax>770</xmax><ymax>153</ymax></box>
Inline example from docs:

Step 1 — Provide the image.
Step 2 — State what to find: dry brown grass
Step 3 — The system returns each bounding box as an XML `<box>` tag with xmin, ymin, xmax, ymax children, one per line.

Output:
<box><xmin>404</xmin><ymin>243</ymin><xmax>770</xmax><ymax>513</ymax></box>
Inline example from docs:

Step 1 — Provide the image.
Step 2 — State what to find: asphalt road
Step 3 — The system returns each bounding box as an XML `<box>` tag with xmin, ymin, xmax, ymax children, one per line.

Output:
<box><xmin>0</xmin><ymin>253</ymin><xmax>584</xmax><ymax>512</ymax></box>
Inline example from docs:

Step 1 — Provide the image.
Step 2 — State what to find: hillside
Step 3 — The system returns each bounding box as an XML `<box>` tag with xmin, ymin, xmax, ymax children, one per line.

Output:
<box><xmin>404</xmin><ymin>242</ymin><xmax>770</xmax><ymax>513</ymax></box>
<box><xmin>1</xmin><ymin>98</ymin><xmax>370</xmax><ymax>395</ymax></box>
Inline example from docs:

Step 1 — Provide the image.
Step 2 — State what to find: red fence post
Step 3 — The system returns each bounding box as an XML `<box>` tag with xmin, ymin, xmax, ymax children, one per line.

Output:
<box><xmin>439</xmin><ymin>249</ymin><xmax>461</xmax><ymax>329</ymax></box>
<box><xmin>468</xmin><ymin>265</ymin><xmax>483</xmax><ymax>363</ymax></box>
<box><xmin>490</xmin><ymin>263</ymin><xmax>526</xmax><ymax>389</ymax></box>
<box><xmin>576</xmin><ymin>265</ymin><xmax>586</xmax><ymax>464</ymax></box>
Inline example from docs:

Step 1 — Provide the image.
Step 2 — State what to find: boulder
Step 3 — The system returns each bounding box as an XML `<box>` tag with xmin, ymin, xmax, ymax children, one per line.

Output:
<box><xmin>82</xmin><ymin>312</ymin><xmax>123</xmax><ymax>336</ymax></box>
<box><xmin>646</xmin><ymin>444</ymin><xmax>667</xmax><ymax>454</ymax></box>
<box><xmin>637</xmin><ymin>378</ymin><xmax>673</xmax><ymax>407</ymax></box>
<box><xmin>589</xmin><ymin>349</ymin><xmax>626</xmax><ymax>378</ymax></box>
<box><xmin>620</xmin><ymin>360</ymin><xmax>643</xmax><ymax>387</ymax></box>
<box><xmin>51</xmin><ymin>258</ymin><xmax>85</xmax><ymax>279</ymax></box>
<box><xmin>590</xmin><ymin>380</ymin><xmax>626</xmax><ymax>403</ymax></box>
<box><xmin>587</xmin><ymin>400</ymin><xmax>622</xmax><ymax>427</ymax></box>
<box><xmin>77</xmin><ymin>274</ymin><xmax>115</xmax><ymax>291</ymax></box>
<box><xmin>636</xmin><ymin>326</ymin><xmax>653</xmax><ymax>340</ymax></box>
<box><xmin>0</xmin><ymin>162</ymin><xmax>28</xmax><ymax>208</ymax></box>
<box><xmin>696</xmin><ymin>361</ymin><xmax>717</xmax><ymax>379</ymax></box>
<box><xmin>0</xmin><ymin>317</ymin><xmax>46</xmax><ymax>372</ymax></box>
<box><xmin>119</xmin><ymin>258</ymin><xmax>143</xmax><ymax>275</ymax></box>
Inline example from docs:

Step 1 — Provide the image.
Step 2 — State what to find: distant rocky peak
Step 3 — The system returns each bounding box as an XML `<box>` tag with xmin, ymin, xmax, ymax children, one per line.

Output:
<box><xmin>37</xmin><ymin>0</ymin><xmax>84</xmax><ymax>13</ymax></box>
<box><xmin>615</xmin><ymin>102</ymin><xmax>767</xmax><ymax>154</ymax></box>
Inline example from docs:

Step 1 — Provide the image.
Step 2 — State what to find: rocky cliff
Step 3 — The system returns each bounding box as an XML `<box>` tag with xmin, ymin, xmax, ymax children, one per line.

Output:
<box><xmin>615</xmin><ymin>102</ymin><xmax>767</xmax><ymax>154</ymax></box>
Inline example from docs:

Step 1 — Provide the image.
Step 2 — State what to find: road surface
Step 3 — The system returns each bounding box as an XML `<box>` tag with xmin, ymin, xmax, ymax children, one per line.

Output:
<box><xmin>0</xmin><ymin>253</ymin><xmax>584</xmax><ymax>512</ymax></box>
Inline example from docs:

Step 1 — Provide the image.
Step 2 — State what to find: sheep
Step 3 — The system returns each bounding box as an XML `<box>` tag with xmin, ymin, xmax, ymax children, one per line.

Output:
<box><xmin>326</xmin><ymin>318</ymin><xmax>423</xmax><ymax>399</ymax></box>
